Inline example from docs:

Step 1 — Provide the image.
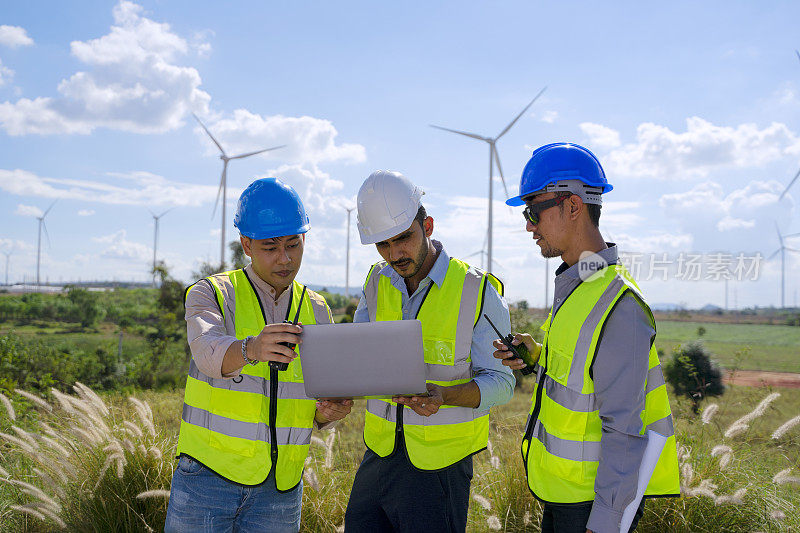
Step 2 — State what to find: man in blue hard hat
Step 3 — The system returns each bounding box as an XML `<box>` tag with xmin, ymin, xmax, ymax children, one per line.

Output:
<box><xmin>165</xmin><ymin>177</ymin><xmax>353</xmax><ymax>533</ymax></box>
<box><xmin>494</xmin><ymin>144</ymin><xmax>680</xmax><ymax>533</ymax></box>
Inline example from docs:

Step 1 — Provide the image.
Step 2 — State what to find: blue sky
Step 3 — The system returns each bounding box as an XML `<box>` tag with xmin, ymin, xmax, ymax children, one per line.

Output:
<box><xmin>1</xmin><ymin>1</ymin><xmax>800</xmax><ymax>308</ymax></box>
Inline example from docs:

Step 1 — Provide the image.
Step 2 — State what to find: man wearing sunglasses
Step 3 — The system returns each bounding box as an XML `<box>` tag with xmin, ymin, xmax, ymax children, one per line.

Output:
<box><xmin>494</xmin><ymin>143</ymin><xmax>680</xmax><ymax>533</ymax></box>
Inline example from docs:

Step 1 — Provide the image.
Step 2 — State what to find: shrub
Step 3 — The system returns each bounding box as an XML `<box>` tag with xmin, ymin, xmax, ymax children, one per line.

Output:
<box><xmin>664</xmin><ymin>341</ymin><xmax>725</xmax><ymax>414</ymax></box>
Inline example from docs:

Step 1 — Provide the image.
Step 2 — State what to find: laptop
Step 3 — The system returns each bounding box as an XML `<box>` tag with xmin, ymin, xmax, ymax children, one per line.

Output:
<box><xmin>299</xmin><ymin>320</ymin><xmax>427</xmax><ymax>399</ymax></box>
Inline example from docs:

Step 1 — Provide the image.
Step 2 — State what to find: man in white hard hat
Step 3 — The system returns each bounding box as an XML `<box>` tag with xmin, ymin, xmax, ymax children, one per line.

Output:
<box><xmin>344</xmin><ymin>170</ymin><xmax>515</xmax><ymax>532</ymax></box>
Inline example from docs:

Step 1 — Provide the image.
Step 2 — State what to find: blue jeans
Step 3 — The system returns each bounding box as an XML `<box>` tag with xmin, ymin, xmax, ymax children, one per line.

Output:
<box><xmin>164</xmin><ymin>455</ymin><xmax>303</xmax><ymax>533</ymax></box>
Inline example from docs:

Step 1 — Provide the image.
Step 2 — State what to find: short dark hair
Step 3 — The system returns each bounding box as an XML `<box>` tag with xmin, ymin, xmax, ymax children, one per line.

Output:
<box><xmin>414</xmin><ymin>205</ymin><xmax>427</xmax><ymax>229</ymax></box>
<box><xmin>556</xmin><ymin>192</ymin><xmax>601</xmax><ymax>227</ymax></box>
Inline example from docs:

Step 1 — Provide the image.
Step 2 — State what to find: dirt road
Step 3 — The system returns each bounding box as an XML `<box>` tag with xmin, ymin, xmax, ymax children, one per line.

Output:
<box><xmin>724</xmin><ymin>370</ymin><xmax>800</xmax><ymax>388</ymax></box>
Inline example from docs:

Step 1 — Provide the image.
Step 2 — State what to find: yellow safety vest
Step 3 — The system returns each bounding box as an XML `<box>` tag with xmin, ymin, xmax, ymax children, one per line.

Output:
<box><xmin>362</xmin><ymin>258</ymin><xmax>503</xmax><ymax>470</ymax></box>
<box><xmin>177</xmin><ymin>269</ymin><xmax>329</xmax><ymax>490</ymax></box>
<box><xmin>522</xmin><ymin>264</ymin><xmax>680</xmax><ymax>503</ymax></box>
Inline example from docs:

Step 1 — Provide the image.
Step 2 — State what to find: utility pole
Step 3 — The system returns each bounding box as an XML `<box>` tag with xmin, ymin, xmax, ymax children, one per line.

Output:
<box><xmin>344</xmin><ymin>207</ymin><xmax>355</xmax><ymax>299</ymax></box>
<box><xmin>2</xmin><ymin>251</ymin><xmax>10</xmax><ymax>286</ymax></box>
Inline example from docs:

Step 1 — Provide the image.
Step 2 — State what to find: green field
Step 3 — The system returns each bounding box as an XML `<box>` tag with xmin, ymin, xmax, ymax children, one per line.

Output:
<box><xmin>655</xmin><ymin>320</ymin><xmax>800</xmax><ymax>373</ymax></box>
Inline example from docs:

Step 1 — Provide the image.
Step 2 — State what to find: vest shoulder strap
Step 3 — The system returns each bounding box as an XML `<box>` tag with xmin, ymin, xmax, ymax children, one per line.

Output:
<box><xmin>306</xmin><ymin>287</ymin><xmax>334</xmax><ymax>324</ymax></box>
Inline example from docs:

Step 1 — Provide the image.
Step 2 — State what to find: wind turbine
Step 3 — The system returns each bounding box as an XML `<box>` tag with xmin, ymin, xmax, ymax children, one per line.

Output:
<box><xmin>150</xmin><ymin>208</ymin><xmax>173</xmax><ymax>287</ymax></box>
<box><xmin>2</xmin><ymin>250</ymin><xmax>10</xmax><ymax>286</ymax></box>
<box><xmin>431</xmin><ymin>87</ymin><xmax>546</xmax><ymax>272</ymax></box>
<box><xmin>192</xmin><ymin>113</ymin><xmax>286</xmax><ymax>269</ymax></box>
<box><xmin>344</xmin><ymin>206</ymin><xmax>355</xmax><ymax>299</ymax></box>
<box><xmin>35</xmin><ymin>200</ymin><xmax>56</xmax><ymax>287</ymax></box>
<box><xmin>464</xmin><ymin>229</ymin><xmax>505</xmax><ymax>270</ymax></box>
<box><xmin>768</xmin><ymin>223</ymin><xmax>800</xmax><ymax>308</ymax></box>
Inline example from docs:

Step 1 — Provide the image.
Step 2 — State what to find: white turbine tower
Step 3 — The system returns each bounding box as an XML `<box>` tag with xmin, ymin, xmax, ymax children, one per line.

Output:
<box><xmin>193</xmin><ymin>113</ymin><xmax>285</xmax><ymax>269</ymax></box>
<box><xmin>150</xmin><ymin>208</ymin><xmax>173</xmax><ymax>287</ymax></box>
<box><xmin>431</xmin><ymin>87</ymin><xmax>546</xmax><ymax>271</ymax></box>
<box><xmin>35</xmin><ymin>200</ymin><xmax>56</xmax><ymax>287</ymax></box>
<box><xmin>768</xmin><ymin>223</ymin><xmax>800</xmax><ymax>308</ymax></box>
<box><xmin>3</xmin><ymin>250</ymin><xmax>10</xmax><ymax>286</ymax></box>
<box><xmin>344</xmin><ymin>206</ymin><xmax>355</xmax><ymax>299</ymax></box>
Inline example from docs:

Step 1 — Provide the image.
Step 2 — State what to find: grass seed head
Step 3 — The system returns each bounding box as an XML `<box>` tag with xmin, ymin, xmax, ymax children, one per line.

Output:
<box><xmin>136</xmin><ymin>489</ymin><xmax>171</xmax><ymax>500</ymax></box>
<box><xmin>771</xmin><ymin>415</ymin><xmax>800</xmax><ymax>440</ymax></box>
<box><xmin>701</xmin><ymin>403</ymin><xmax>719</xmax><ymax>424</ymax></box>
<box><xmin>472</xmin><ymin>493</ymin><xmax>492</xmax><ymax>511</ymax></box>
<box><xmin>14</xmin><ymin>389</ymin><xmax>53</xmax><ymax>412</ymax></box>
<box><xmin>0</xmin><ymin>392</ymin><xmax>16</xmax><ymax>421</ymax></box>
<box><xmin>487</xmin><ymin>515</ymin><xmax>502</xmax><ymax>530</ymax></box>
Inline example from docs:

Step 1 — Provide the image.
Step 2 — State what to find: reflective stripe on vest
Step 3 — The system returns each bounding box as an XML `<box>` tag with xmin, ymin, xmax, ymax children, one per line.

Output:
<box><xmin>362</xmin><ymin>258</ymin><xmax>499</xmax><ymax>470</ymax></box>
<box><xmin>177</xmin><ymin>271</ymin><xmax>320</xmax><ymax>489</ymax></box>
<box><xmin>522</xmin><ymin>264</ymin><xmax>680</xmax><ymax>503</ymax></box>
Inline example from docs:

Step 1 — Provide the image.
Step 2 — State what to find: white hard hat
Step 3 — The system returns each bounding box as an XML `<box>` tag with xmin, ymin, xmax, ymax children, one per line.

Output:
<box><xmin>357</xmin><ymin>170</ymin><xmax>424</xmax><ymax>244</ymax></box>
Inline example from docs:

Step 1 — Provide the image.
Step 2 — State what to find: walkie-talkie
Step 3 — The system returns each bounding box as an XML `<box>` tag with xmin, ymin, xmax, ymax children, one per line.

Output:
<box><xmin>270</xmin><ymin>285</ymin><xmax>307</xmax><ymax>371</ymax></box>
<box><xmin>483</xmin><ymin>314</ymin><xmax>537</xmax><ymax>375</ymax></box>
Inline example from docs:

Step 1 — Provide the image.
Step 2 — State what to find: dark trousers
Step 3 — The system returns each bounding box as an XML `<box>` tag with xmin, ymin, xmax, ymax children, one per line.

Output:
<box><xmin>541</xmin><ymin>500</ymin><xmax>645</xmax><ymax>533</ymax></box>
<box><xmin>344</xmin><ymin>440</ymin><xmax>473</xmax><ymax>533</ymax></box>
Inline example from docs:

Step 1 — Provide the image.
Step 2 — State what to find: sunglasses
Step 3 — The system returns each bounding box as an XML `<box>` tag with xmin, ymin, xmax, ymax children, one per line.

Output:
<box><xmin>522</xmin><ymin>195</ymin><xmax>571</xmax><ymax>225</ymax></box>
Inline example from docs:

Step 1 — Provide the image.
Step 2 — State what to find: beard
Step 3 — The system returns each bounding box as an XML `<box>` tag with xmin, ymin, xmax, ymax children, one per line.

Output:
<box><xmin>538</xmin><ymin>237</ymin><xmax>563</xmax><ymax>259</ymax></box>
<box><xmin>392</xmin><ymin>240</ymin><xmax>430</xmax><ymax>279</ymax></box>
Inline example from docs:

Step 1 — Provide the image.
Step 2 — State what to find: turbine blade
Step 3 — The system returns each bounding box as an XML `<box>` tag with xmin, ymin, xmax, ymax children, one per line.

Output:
<box><xmin>776</xmin><ymin>222</ymin><xmax>784</xmax><ymax>247</ymax></box>
<box><xmin>229</xmin><ymin>145</ymin><xmax>286</xmax><ymax>160</ymax></box>
<box><xmin>42</xmin><ymin>220</ymin><xmax>51</xmax><ymax>249</ymax></box>
<box><xmin>767</xmin><ymin>249</ymin><xmax>780</xmax><ymax>261</ymax></box>
<box><xmin>796</xmin><ymin>49</ymin><xmax>800</xmax><ymax>64</ymax></box>
<box><xmin>492</xmin><ymin>145</ymin><xmax>510</xmax><ymax>200</ymax></box>
<box><xmin>784</xmin><ymin>232</ymin><xmax>800</xmax><ymax>238</ymax></box>
<box><xmin>785</xmin><ymin>247</ymin><xmax>800</xmax><ymax>253</ymax></box>
<box><xmin>779</xmin><ymin>167</ymin><xmax>800</xmax><ymax>200</ymax></box>
<box><xmin>158</xmin><ymin>207</ymin><xmax>175</xmax><ymax>219</ymax></box>
<box><xmin>429</xmin><ymin>124</ymin><xmax>489</xmax><ymax>142</ymax></box>
<box><xmin>192</xmin><ymin>112</ymin><xmax>227</xmax><ymax>156</ymax></box>
<box><xmin>43</xmin><ymin>199</ymin><xmax>57</xmax><ymax>218</ymax></box>
<box><xmin>212</xmin><ymin>164</ymin><xmax>226</xmax><ymax>219</ymax></box>
<box><xmin>496</xmin><ymin>86</ymin><xmax>547</xmax><ymax>140</ymax></box>
<box><xmin>464</xmin><ymin>251</ymin><xmax>482</xmax><ymax>259</ymax></box>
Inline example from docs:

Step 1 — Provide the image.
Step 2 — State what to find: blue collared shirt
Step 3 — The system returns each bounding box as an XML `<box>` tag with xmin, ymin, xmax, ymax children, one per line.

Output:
<box><xmin>353</xmin><ymin>241</ymin><xmax>515</xmax><ymax>410</ymax></box>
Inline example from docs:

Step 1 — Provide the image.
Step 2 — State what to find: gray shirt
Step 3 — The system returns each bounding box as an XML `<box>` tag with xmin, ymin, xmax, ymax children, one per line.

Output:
<box><xmin>353</xmin><ymin>241</ymin><xmax>516</xmax><ymax>410</ymax></box>
<box><xmin>549</xmin><ymin>244</ymin><xmax>654</xmax><ymax>533</ymax></box>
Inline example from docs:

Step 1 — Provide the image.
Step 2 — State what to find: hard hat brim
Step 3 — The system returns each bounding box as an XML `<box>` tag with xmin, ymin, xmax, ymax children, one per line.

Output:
<box><xmin>240</xmin><ymin>223</ymin><xmax>311</xmax><ymax>240</ymax></box>
<box><xmin>505</xmin><ymin>195</ymin><xmax>526</xmax><ymax>207</ymax></box>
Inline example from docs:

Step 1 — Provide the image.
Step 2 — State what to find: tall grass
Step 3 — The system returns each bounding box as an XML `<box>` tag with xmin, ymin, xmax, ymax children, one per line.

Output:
<box><xmin>1</xmin><ymin>383</ymin><xmax>798</xmax><ymax>532</ymax></box>
<box><xmin>0</xmin><ymin>383</ymin><xmax>175</xmax><ymax>531</ymax></box>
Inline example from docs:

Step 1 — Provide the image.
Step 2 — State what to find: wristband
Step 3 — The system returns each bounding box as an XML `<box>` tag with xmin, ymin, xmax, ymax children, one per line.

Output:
<box><xmin>241</xmin><ymin>336</ymin><xmax>258</xmax><ymax>366</ymax></box>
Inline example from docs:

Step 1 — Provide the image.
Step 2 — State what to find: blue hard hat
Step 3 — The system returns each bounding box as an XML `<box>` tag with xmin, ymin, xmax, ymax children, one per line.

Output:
<box><xmin>234</xmin><ymin>178</ymin><xmax>311</xmax><ymax>239</ymax></box>
<box><xmin>506</xmin><ymin>143</ymin><xmax>613</xmax><ymax>206</ymax></box>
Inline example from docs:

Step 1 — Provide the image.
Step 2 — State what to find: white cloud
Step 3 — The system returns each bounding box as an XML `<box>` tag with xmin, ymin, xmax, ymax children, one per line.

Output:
<box><xmin>659</xmin><ymin>180</ymin><xmax>793</xmax><ymax>248</ymax></box>
<box><xmin>77</xmin><ymin>209</ymin><xmax>95</xmax><ymax>216</ymax></box>
<box><xmin>92</xmin><ymin>229</ymin><xmax>151</xmax><ymax>261</ymax></box>
<box><xmin>0</xmin><ymin>168</ymin><xmax>227</xmax><ymax>207</ymax></box>
<box><xmin>199</xmin><ymin>109</ymin><xmax>365</xmax><ymax>165</ymax></box>
<box><xmin>601</xmin><ymin>117</ymin><xmax>800</xmax><ymax>180</ymax></box>
<box><xmin>580</xmin><ymin>122</ymin><xmax>621</xmax><ymax>150</ymax></box>
<box><xmin>0</xmin><ymin>238</ymin><xmax>32</xmax><ymax>252</ymax></box>
<box><xmin>0</xmin><ymin>59</ymin><xmax>13</xmax><ymax>86</ymax></box>
<box><xmin>717</xmin><ymin>216</ymin><xmax>756</xmax><ymax>231</ymax></box>
<box><xmin>0</xmin><ymin>25</ymin><xmax>34</xmax><ymax>48</ymax></box>
<box><xmin>15</xmin><ymin>204</ymin><xmax>43</xmax><ymax>217</ymax></box>
<box><xmin>0</xmin><ymin>1</ymin><xmax>210</xmax><ymax>135</ymax></box>
<box><xmin>540</xmin><ymin>110</ymin><xmax>558</xmax><ymax>124</ymax></box>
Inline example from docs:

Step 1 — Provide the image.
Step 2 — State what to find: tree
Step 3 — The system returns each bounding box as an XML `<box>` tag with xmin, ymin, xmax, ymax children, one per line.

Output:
<box><xmin>663</xmin><ymin>340</ymin><xmax>725</xmax><ymax>414</ymax></box>
<box><xmin>229</xmin><ymin>240</ymin><xmax>247</xmax><ymax>269</ymax></box>
<box><xmin>66</xmin><ymin>286</ymin><xmax>103</xmax><ymax>328</ymax></box>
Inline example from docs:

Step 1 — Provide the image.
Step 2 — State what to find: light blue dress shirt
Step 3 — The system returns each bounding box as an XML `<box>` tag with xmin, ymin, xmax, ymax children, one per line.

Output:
<box><xmin>353</xmin><ymin>241</ymin><xmax>515</xmax><ymax>410</ymax></box>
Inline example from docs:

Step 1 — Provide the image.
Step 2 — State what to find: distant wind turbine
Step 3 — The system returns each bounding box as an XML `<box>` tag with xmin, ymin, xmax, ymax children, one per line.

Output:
<box><xmin>150</xmin><ymin>208</ymin><xmax>173</xmax><ymax>287</ymax></box>
<box><xmin>431</xmin><ymin>87</ymin><xmax>547</xmax><ymax>272</ymax></box>
<box><xmin>36</xmin><ymin>200</ymin><xmax>56</xmax><ymax>287</ymax></box>
<box><xmin>192</xmin><ymin>113</ymin><xmax>286</xmax><ymax>268</ymax></box>
<box><xmin>2</xmin><ymin>250</ymin><xmax>10</xmax><ymax>286</ymax></box>
<box><xmin>344</xmin><ymin>206</ymin><xmax>355</xmax><ymax>299</ymax></box>
<box><xmin>464</xmin><ymin>229</ymin><xmax>505</xmax><ymax>270</ymax></box>
<box><xmin>768</xmin><ymin>223</ymin><xmax>800</xmax><ymax>308</ymax></box>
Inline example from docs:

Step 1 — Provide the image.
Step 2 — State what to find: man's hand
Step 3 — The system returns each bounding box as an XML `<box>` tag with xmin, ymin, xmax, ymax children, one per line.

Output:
<box><xmin>314</xmin><ymin>399</ymin><xmax>354</xmax><ymax>424</ymax></box>
<box><xmin>492</xmin><ymin>333</ymin><xmax>541</xmax><ymax>370</ymax></box>
<box><xmin>248</xmin><ymin>323</ymin><xmax>303</xmax><ymax>365</ymax></box>
<box><xmin>393</xmin><ymin>383</ymin><xmax>444</xmax><ymax>417</ymax></box>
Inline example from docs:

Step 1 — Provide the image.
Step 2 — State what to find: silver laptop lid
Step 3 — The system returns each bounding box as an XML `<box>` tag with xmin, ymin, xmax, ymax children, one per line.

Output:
<box><xmin>299</xmin><ymin>320</ymin><xmax>427</xmax><ymax>399</ymax></box>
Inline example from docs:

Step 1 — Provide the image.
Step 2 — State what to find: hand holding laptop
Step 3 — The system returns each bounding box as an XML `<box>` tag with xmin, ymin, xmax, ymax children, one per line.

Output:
<box><xmin>394</xmin><ymin>383</ymin><xmax>440</xmax><ymax>416</ymax></box>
